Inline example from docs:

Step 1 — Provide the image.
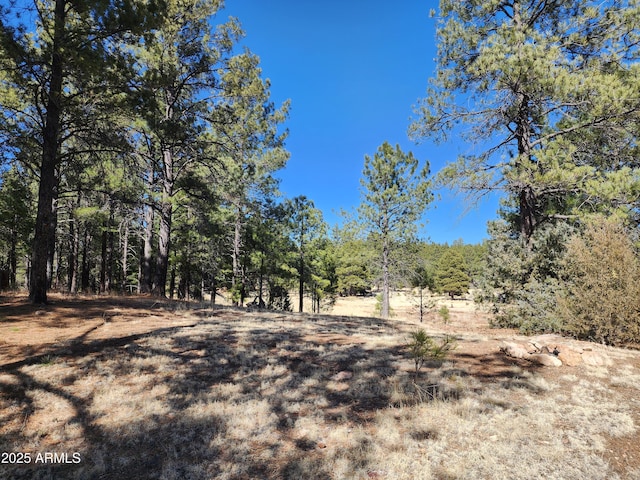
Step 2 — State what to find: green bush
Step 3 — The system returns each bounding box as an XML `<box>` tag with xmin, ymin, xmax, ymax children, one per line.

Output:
<box><xmin>437</xmin><ymin>305</ymin><xmax>450</xmax><ymax>324</ymax></box>
<box><xmin>558</xmin><ymin>217</ymin><xmax>640</xmax><ymax>346</ymax></box>
<box><xmin>480</xmin><ymin>220</ymin><xmax>575</xmax><ymax>334</ymax></box>
<box><xmin>267</xmin><ymin>284</ymin><xmax>292</xmax><ymax>311</ymax></box>
<box><xmin>490</xmin><ymin>277</ymin><xmax>565</xmax><ymax>334</ymax></box>
<box><xmin>408</xmin><ymin>329</ymin><xmax>456</xmax><ymax>377</ymax></box>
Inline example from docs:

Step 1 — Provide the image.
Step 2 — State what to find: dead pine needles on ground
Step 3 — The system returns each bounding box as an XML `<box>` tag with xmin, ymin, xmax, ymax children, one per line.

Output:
<box><xmin>0</xmin><ymin>293</ymin><xmax>639</xmax><ymax>479</ymax></box>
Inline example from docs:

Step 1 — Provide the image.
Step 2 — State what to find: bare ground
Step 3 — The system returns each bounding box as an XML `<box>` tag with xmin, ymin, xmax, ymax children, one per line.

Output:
<box><xmin>0</xmin><ymin>292</ymin><xmax>639</xmax><ymax>479</ymax></box>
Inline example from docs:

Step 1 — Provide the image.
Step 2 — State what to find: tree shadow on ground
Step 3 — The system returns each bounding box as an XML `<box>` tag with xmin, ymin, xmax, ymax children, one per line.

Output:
<box><xmin>0</xmin><ymin>302</ymin><xmax>548</xmax><ymax>479</ymax></box>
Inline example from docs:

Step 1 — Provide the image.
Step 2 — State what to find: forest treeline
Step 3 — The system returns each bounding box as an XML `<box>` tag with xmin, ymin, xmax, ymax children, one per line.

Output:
<box><xmin>0</xmin><ymin>0</ymin><xmax>479</xmax><ymax>311</ymax></box>
<box><xmin>3</xmin><ymin>1</ymin><xmax>640</xmax><ymax>346</ymax></box>
<box><xmin>0</xmin><ymin>159</ymin><xmax>485</xmax><ymax>310</ymax></box>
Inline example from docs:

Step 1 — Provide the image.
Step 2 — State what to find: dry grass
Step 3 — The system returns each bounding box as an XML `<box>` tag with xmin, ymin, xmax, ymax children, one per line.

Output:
<box><xmin>0</xmin><ymin>293</ymin><xmax>639</xmax><ymax>479</ymax></box>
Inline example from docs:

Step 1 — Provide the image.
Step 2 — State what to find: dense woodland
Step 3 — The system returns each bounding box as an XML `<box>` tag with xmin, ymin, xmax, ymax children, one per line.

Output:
<box><xmin>2</xmin><ymin>1</ymin><xmax>640</xmax><ymax>346</ymax></box>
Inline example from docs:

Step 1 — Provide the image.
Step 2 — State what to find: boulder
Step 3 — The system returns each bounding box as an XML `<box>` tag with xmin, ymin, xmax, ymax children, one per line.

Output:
<box><xmin>529</xmin><ymin>353</ymin><xmax>563</xmax><ymax>367</ymax></box>
<box><xmin>557</xmin><ymin>349</ymin><xmax>583</xmax><ymax>366</ymax></box>
<box><xmin>499</xmin><ymin>337</ymin><xmax>612</xmax><ymax>369</ymax></box>
<box><xmin>556</xmin><ymin>343</ymin><xmax>583</xmax><ymax>354</ymax></box>
<box><xmin>581</xmin><ymin>351</ymin><xmax>612</xmax><ymax>367</ymax></box>
<box><xmin>500</xmin><ymin>341</ymin><xmax>531</xmax><ymax>359</ymax></box>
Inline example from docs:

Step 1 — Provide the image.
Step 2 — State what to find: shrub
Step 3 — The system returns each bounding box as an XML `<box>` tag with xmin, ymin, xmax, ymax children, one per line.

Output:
<box><xmin>558</xmin><ymin>217</ymin><xmax>640</xmax><ymax>346</ymax></box>
<box><xmin>268</xmin><ymin>284</ymin><xmax>292</xmax><ymax>311</ymax></box>
<box><xmin>438</xmin><ymin>305</ymin><xmax>450</xmax><ymax>324</ymax></box>
<box><xmin>480</xmin><ymin>220</ymin><xmax>575</xmax><ymax>333</ymax></box>
<box><xmin>408</xmin><ymin>329</ymin><xmax>456</xmax><ymax>377</ymax></box>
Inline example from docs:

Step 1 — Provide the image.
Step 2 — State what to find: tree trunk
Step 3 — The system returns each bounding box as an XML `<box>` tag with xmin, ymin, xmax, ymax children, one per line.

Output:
<box><xmin>513</xmin><ymin>5</ymin><xmax>538</xmax><ymax>245</ymax></box>
<box><xmin>80</xmin><ymin>228</ymin><xmax>91</xmax><ymax>292</ymax></box>
<box><xmin>153</xmin><ymin>193</ymin><xmax>172</xmax><ymax>297</ymax></box>
<box><xmin>106</xmin><ymin>207</ymin><xmax>114</xmax><ymax>292</ymax></box>
<box><xmin>168</xmin><ymin>265</ymin><xmax>176</xmax><ymax>299</ymax></box>
<box><xmin>298</xmin><ymin>214</ymin><xmax>305</xmax><ymax>313</ymax></box>
<box><xmin>152</xmin><ymin>90</ymin><xmax>176</xmax><ymax>298</ymax></box>
<box><xmin>381</xmin><ymin>234</ymin><xmax>390</xmax><ymax>319</ymax></box>
<box><xmin>210</xmin><ymin>276</ymin><xmax>217</xmax><ymax>306</ymax></box>
<box><xmin>47</xmin><ymin>196</ymin><xmax>59</xmax><ymax>289</ymax></box>
<box><xmin>9</xmin><ymin>220</ymin><xmax>17</xmax><ymax>289</ymax></box>
<box><xmin>30</xmin><ymin>0</ymin><xmax>65</xmax><ymax>304</ymax></box>
<box><xmin>140</xmin><ymin>203</ymin><xmax>154</xmax><ymax>293</ymax></box>
<box><xmin>121</xmin><ymin>221</ymin><xmax>129</xmax><ymax>293</ymax></box>
<box><xmin>24</xmin><ymin>255</ymin><xmax>30</xmax><ymax>290</ymax></box>
<box><xmin>519</xmin><ymin>186</ymin><xmax>537</xmax><ymax>243</ymax></box>
<box><xmin>298</xmin><ymin>252</ymin><xmax>304</xmax><ymax>313</ymax></box>
<box><xmin>100</xmin><ymin>222</ymin><xmax>107</xmax><ymax>293</ymax></box>
<box><xmin>258</xmin><ymin>254</ymin><xmax>265</xmax><ymax>307</ymax></box>
<box><xmin>67</xmin><ymin>214</ymin><xmax>79</xmax><ymax>293</ymax></box>
<box><xmin>232</xmin><ymin>206</ymin><xmax>243</xmax><ymax>306</ymax></box>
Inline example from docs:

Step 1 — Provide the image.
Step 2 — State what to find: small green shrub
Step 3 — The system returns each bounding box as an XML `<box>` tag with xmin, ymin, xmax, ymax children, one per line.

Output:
<box><xmin>230</xmin><ymin>282</ymin><xmax>245</xmax><ymax>306</ymax></box>
<box><xmin>408</xmin><ymin>329</ymin><xmax>456</xmax><ymax>377</ymax></box>
<box><xmin>438</xmin><ymin>305</ymin><xmax>450</xmax><ymax>324</ymax></box>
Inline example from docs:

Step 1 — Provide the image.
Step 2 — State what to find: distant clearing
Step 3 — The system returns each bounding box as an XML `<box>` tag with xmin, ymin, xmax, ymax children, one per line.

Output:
<box><xmin>1</xmin><ymin>293</ymin><xmax>639</xmax><ymax>479</ymax></box>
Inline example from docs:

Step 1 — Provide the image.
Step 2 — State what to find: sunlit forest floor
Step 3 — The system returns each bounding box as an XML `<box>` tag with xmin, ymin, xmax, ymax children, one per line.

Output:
<box><xmin>1</xmin><ymin>293</ymin><xmax>639</xmax><ymax>479</ymax></box>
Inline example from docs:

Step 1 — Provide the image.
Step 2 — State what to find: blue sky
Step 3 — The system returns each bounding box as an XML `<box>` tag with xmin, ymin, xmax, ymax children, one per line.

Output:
<box><xmin>221</xmin><ymin>1</ymin><xmax>501</xmax><ymax>244</ymax></box>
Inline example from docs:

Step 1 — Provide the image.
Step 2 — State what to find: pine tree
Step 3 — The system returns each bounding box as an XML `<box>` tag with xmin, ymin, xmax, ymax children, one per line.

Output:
<box><xmin>0</xmin><ymin>0</ymin><xmax>157</xmax><ymax>303</ymax></box>
<box><xmin>215</xmin><ymin>52</ymin><xmax>290</xmax><ymax>301</ymax></box>
<box><xmin>410</xmin><ymin>1</ymin><xmax>640</xmax><ymax>244</ymax></box>
<box><xmin>285</xmin><ymin>196</ymin><xmax>326</xmax><ymax>313</ymax></box>
<box><xmin>412</xmin><ymin>1</ymin><xmax>640</xmax><ymax>331</ymax></box>
<box><xmin>434</xmin><ymin>249</ymin><xmax>470</xmax><ymax>300</ymax></box>
<box><xmin>357</xmin><ymin>142</ymin><xmax>432</xmax><ymax>319</ymax></box>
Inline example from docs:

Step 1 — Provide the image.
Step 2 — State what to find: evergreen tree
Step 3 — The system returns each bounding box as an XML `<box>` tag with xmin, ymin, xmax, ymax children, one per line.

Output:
<box><xmin>357</xmin><ymin>142</ymin><xmax>432</xmax><ymax>319</ymax></box>
<box><xmin>434</xmin><ymin>249</ymin><xmax>470</xmax><ymax>299</ymax></box>
<box><xmin>128</xmin><ymin>0</ymin><xmax>244</xmax><ymax>297</ymax></box>
<box><xmin>410</xmin><ymin>1</ymin><xmax>640</xmax><ymax>243</ymax></box>
<box><xmin>335</xmin><ymin>237</ymin><xmax>375</xmax><ymax>297</ymax></box>
<box><xmin>411</xmin><ymin>263</ymin><xmax>435</xmax><ymax>323</ymax></box>
<box><xmin>215</xmin><ymin>51</ymin><xmax>289</xmax><ymax>302</ymax></box>
<box><xmin>285</xmin><ymin>196</ymin><xmax>326</xmax><ymax>313</ymax></box>
<box><xmin>0</xmin><ymin>166</ymin><xmax>34</xmax><ymax>288</ymax></box>
<box><xmin>308</xmin><ymin>237</ymin><xmax>338</xmax><ymax>313</ymax></box>
<box><xmin>0</xmin><ymin>0</ymin><xmax>157</xmax><ymax>303</ymax></box>
<box><xmin>412</xmin><ymin>1</ymin><xmax>640</xmax><ymax>331</ymax></box>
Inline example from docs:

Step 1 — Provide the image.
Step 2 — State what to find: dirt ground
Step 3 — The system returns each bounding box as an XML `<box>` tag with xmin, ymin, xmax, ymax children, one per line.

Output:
<box><xmin>1</xmin><ymin>292</ymin><xmax>640</xmax><ymax>479</ymax></box>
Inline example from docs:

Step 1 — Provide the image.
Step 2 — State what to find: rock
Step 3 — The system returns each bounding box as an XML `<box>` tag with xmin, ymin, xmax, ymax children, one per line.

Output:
<box><xmin>556</xmin><ymin>343</ymin><xmax>583</xmax><ymax>354</ymax></box>
<box><xmin>539</xmin><ymin>345</ymin><xmax>553</xmax><ymax>355</ymax></box>
<box><xmin>581</xmin><ymin>351</ymin><xmax>612</xmax><ymax>367</ymax></box>
<box><xmin>557</xmin><ymin>349</ymin><xmax>583</xmax><ymax>366</ymax></box>
<box><xmin>529</xmin><ymin>353</ymin><xmax>563</xmax><ymax>367</ymax></box>
<box><xmin>500</xmin><ymin>341</ymin><xmax>531</xmax><ymax>359</ymax></box>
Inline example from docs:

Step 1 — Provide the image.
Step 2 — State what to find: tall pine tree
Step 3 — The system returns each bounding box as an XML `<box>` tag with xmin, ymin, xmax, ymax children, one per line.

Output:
<box><xmin>410</xmin><ymin>1</ymin><xmax>640</xmax><ymax>243</ymax></box>
<box><xmin>357</xmin><ymin>142</ymin><xmax>432</xmax><ymax>319</ymax></box>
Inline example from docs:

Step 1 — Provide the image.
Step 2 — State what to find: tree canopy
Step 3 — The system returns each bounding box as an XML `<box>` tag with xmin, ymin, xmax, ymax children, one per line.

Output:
<box><xmin>411</xmin><ymin>0</ymin><xmax>640</xmax><ymax>243</ymax></box>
